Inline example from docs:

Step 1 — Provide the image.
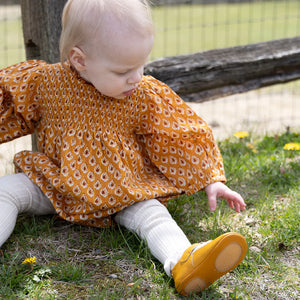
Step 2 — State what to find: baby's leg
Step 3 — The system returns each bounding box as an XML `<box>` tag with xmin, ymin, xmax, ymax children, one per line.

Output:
<box><xmin>0</xmin><ymin>173</ymin><xmax>56</xmax><ymax>247</ymax></box>
<box><xmin>114</xmin><ymin>199</ymin><xmax>247</xmax><ymax>296</ymax></box>
<box><xmin>114</xmin><ymin>199</ymin><xmax>191</xmax><ymax>276</ymax></box>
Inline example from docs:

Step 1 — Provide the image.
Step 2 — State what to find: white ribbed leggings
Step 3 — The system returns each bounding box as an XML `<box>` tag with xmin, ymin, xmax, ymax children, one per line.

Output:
<box><xmin>0</xmin><ymin>173</ymin><xmax>191</xmax><ymax>276</ymax></box>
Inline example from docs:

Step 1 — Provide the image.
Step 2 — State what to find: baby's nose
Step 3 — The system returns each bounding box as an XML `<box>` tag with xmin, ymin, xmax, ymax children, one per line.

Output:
<box><xmin>128</xmin><ymin>67</ymin><xmax>143</xmax><ymax>84</ymax></box>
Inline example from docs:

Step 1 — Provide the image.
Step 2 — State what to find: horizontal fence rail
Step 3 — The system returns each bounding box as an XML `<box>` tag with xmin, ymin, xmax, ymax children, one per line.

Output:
<box><xmin>145</xmin><ymin>36</ymin><xmax>300</xmax><ymax>102</ymax></box>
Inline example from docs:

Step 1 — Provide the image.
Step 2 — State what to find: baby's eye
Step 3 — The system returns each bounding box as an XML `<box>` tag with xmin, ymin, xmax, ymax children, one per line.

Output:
<box><xmin>114</xmin><ymin>70</ymin><xmax>129</xmax><ymax>76</ymax></box>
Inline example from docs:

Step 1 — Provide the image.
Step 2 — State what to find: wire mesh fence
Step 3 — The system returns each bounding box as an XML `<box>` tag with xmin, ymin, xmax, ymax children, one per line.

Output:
<box><xmin>152</xmin><ymin>0</ymin><xmax>300</xmax><ymax>140</ymax></box>
<box><xmin>0</xmin><ymin>2</ymin><xmax>24</xmax><ymax>68</ymax></box>
<box><xmin>150</xmin><ymin>0</ymin><xmax>300</xmax><ymax>59</ymax></box>
<box><xmin>0</xmin><ymin>0</ymin><xmax>300</xmax><ymax>174</ymax></box>
<box><xmin>2</xmin><ymin>1</ymin><xmax>300</xmax><ymax>70</ymax></box>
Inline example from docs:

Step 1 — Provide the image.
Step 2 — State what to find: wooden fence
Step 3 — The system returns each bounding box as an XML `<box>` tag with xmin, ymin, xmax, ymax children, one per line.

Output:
<box><xmin>145</xmin><ymin>37</ymin><xmax>300</xmax><ymax>102</ymax></box>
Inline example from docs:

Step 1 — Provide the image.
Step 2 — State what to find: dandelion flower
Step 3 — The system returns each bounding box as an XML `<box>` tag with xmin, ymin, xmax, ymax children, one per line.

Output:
<box><xmin>283</xmin><ymin>142</ymin><xmax>300</xmax><ymax>151</ymax></box>
<box><xmin>234</xmin><ymin>131</ymin><xmax>249</xmax><ymax>139</ymax></box>
<box><xmin>22</xmin><ymin>256</ymin><xmax>37</xmax><ymax>265</ymax></box>
<box><xmin>246</xmin><ymin>143</ymin><xmax>258</xmax><ymax>153</ymax></box>
<box><xmin>246</xmin><ymin>143</ymin><xmax>254</xmax><ymax>149</ymax></box>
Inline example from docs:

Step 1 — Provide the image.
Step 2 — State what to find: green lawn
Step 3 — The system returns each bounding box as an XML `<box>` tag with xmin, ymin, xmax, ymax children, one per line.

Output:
<box><xmin>0</xmin><ymin>131</ymin><xmax>299</xmax><ymax>299</ymax></box>
<box><xmin>0</xmin><ymin>17</ymin><xmax>25</xmax><ymax>68</ymax></box>
<box><xmin>151</xmin><ymin>0</ymin><xmax>300</xmax><ymax>59</ymax></box>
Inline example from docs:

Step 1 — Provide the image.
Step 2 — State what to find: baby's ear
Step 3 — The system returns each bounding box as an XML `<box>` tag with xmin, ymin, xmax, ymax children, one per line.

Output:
<box><xmin>69</xmin><ymin>47</ymin><xmax>86</xmax><ymax>72</ymax></box>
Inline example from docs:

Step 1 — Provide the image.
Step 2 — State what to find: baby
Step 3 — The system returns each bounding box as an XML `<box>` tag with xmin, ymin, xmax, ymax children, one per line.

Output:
<box><xmin>0</xmin><ymin>0</ymin><xmax>247</xmax><ymax>296</ymax></box>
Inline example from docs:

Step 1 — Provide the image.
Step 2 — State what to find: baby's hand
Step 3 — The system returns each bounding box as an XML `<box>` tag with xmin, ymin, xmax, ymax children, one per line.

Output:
<box><xmin>204</xmin><ymin>182</ymin><xmax>246</xmax><ymax>213</ymax></box>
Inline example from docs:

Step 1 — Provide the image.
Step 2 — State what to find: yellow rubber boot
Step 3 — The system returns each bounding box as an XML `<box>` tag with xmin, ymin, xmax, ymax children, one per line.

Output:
<box><xmin>172</xmin><ymin>232</ymin><xmax>247</xmax><ymax>296</ymax></box>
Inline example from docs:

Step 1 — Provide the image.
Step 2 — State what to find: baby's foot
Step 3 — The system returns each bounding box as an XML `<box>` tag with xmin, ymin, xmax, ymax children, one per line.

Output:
<box><xmin>171</xmin><ymin>232</ymin><xmax>247</xmax><ymax>296</ymax></box>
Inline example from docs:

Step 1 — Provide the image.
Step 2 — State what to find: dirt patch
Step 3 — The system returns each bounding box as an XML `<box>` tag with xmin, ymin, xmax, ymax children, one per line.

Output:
<box><xmin>188</xmin><ymin>90</ymin><xmax>300</xmax><ymax>140</ymax></box>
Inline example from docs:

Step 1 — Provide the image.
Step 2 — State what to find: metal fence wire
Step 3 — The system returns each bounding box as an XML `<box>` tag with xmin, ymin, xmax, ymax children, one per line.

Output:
<box><xmin>0</xmin><ymin>0</ymin><xmax>300</xmax><ymax>144</ymax></box>
<box><xmin>151</xmin><ymin>0</ymin><xmax>300</xmax><ymax>60</ymax></box>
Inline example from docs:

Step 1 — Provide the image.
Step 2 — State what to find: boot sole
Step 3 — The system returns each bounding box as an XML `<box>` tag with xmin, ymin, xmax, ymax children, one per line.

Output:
<box><xmin>182</xmin><ymin>233</ymin><xmax>247</xmax><ymax>295</ymax></box>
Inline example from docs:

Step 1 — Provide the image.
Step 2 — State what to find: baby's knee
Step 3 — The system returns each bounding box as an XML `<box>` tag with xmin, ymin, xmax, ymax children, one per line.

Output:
<box><xmin>0</xmin><ymin>174</ymin><xmax>28</xmax><ymax>211</ymax></box>
<box><xmin>0</xmin><ymin>174</ymin><xmax>22</xmax><ymax>196</ymax></box>
<box><xmin>0</xmin><ymin>173</ymin><xmax>55</xmax><ymax>215</ymax></box>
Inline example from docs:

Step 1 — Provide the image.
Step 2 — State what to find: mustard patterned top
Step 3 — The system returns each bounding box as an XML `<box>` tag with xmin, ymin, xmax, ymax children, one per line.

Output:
<box><xmin>0</xmin><ymin>60</ymin><xmax>225</xmax><ymax>227</ymax></box>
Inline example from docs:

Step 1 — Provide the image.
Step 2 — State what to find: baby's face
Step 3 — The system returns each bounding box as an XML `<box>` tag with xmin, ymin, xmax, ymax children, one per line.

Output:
<box><xmin>82</xmin><ymin>30</ymin><xmax>153</xmax><ymax>99</ymax></box>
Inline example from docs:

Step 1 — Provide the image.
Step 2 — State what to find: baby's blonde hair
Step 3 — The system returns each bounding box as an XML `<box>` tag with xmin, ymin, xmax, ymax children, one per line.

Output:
<box><xmin>59</xmin><ymin>0</ymin><xmax>153</xmax><ymax>63</ymax></box>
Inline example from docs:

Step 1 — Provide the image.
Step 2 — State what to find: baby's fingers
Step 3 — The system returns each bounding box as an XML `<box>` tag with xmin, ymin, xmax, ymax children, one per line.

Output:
<box><xmin>234</xmin><ymin>197</ymin><xmax>246</xmax><ymax>212</ymax></box>
<box><xmin>225</xmin><ymin>191</ymin><xmax>246</xmax><ymax>212</ymax></box>
<box><xmin>227</xmin><ymin>199</ymin><xmax>234</xmax><ymax>210</ymax></box>
<box><xmin>227</xmin><ymin>199</ymin><xmax>240</xmax><ymax>212</ymax></box>
<box><xmin>208</xmin><ymin>194</ymin><xmax>217</xmax><ymax>212</ymax></box>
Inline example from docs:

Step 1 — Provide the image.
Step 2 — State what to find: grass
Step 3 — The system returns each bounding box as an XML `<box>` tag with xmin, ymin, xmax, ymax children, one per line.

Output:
<box><xmin>0</xmin><ymin>130</ymin><xmax>299</xmax><ymax>299</ymax></box>
<box><xmin>151</xmin><ymin>0</ymin><xmax>300</xmax><ymax>59</ymax></box>
<box><xmin>0</xmin><ymin>14</ymin><xmax>25</xmax><ymax>68</ymax></box>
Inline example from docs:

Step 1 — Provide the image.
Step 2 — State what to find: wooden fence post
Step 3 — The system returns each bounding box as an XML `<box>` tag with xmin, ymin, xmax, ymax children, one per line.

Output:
<box><xmin>20</xmin><ymin>0</ymin><xmax>67</xmax><ymax>151</ymax></box>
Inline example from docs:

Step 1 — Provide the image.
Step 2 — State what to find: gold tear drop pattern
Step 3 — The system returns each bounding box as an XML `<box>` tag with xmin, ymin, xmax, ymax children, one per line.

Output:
<box><xmin>0</xmin><ymin>61</ymin><xmax>225</xmax><ymax>227</ymax></box>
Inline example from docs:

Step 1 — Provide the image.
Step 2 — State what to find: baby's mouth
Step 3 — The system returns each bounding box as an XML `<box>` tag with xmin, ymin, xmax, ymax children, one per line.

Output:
<box><xmin>123</xmin><ymin>88</ymin><xmax>136</xmax><ymax>96</ymax></box>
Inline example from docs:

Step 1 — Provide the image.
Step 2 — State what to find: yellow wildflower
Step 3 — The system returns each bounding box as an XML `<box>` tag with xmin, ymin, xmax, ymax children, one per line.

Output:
<box><xmin>283</xmin><ymin>142</ymin><xmax>300</xmax><ymax>151</ymax></box>
<box><xmin>246</xmin><ymin>143</ymin><xmax>255</xmax><ymax>149</ymax></box>
<box><xmin>234</xmin><ymin>131</ymin><xmax>249</xmax><ymax>139</ymax></box>
<box><xmin>21</xmin><ymin>256</ymin><xmax>37</xmax><ymax>265</ymax></box>
<box><xmin>246</xmin><ymin>143</ymin><xmax>258</xmax><ymax>153</ymax></box>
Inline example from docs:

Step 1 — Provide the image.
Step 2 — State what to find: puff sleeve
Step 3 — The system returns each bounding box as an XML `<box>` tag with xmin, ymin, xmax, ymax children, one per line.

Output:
<box><xmin>0</xmin><ymin>60</ymin><xmax>46</xmax><ymax>143</ymax></box>
<box><xmin>136</xmin><ymin>76</ymin><xmax>226</xmax><ymax>194</ymax></box>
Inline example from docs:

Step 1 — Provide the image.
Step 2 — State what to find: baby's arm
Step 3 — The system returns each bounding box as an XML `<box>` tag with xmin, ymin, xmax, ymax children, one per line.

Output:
<box><xmin>0</xmin><ymin>61</ymin><xmax>44</xmax><ymax>144</ymax></box>
<box><xmin>204</xmin><ymin>182</ymin><xmax>246</xmax><ymax>213</ymax></box>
